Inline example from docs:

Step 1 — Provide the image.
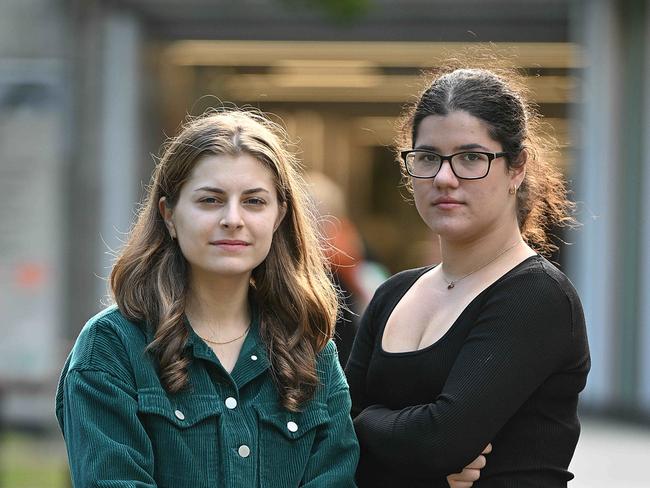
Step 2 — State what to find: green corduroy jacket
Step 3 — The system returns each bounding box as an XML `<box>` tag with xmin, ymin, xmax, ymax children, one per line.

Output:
<box><xmin>55</xmin><ymin>305</ymin><xmax>359</xmax><ymax>487</ymax></box>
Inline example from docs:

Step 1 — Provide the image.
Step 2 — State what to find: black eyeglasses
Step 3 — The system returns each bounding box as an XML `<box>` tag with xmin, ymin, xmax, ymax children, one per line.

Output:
<box><xmin>400</xmin><ymin>149</ymin><xmax>508</xmax><ymax>180</ymax></box>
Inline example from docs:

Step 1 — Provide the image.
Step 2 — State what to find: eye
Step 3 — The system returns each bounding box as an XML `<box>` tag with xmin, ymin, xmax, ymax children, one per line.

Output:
<box><xmin>199</xmin><ymin>196</ymin><xmax>221</xmax><ymax>205</ymax></box>
<box><xmin>414</xmin><ymin>152</ymin><xmax>440</xmax><ymax>163</ymax></box>
<box><xmin>460</xmin><ymin>152</ymin><xmax>484</xmax><ymax>162</ymax></box>
<box><xmin>244</xmin><ymin>197</ymin><xmax>266</xmax><ymax>206</ymax></box>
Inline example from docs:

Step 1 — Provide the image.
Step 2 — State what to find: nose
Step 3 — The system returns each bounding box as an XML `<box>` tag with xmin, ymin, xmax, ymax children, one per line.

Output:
<box><xmin>220</xmin><ymin>202</ymin><xmax>244</xmax><ymax>229</ymax></box>
<box><xmin>433</xmin><ymin>160</ymin><xmax>459</xmax><ymax>188</ymax></box>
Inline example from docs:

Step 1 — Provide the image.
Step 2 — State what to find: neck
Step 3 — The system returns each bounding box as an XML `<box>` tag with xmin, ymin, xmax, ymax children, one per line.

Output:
<box><xmin>439</xmin><ymin>223</ymin><xmax>523</xmax><ymax>279</ymax></box>
<box><xmin>185</xmin><ymin>272</ymin><xmax>251</xmax><ymax>333</ymax></box>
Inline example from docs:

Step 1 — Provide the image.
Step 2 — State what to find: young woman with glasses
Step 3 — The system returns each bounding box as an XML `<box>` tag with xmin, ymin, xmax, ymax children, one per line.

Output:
<box><xmin>56</xmin><ymin>109</ymin><xmax>359</xmax><ymax>487</ymax></box>
<box><xmin>346</xmin><ymin>66</ymin><xmax>590</xmax><ymax>487</ymax></box>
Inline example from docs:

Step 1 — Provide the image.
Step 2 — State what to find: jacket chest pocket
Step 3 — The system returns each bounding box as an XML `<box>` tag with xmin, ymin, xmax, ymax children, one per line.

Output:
<box><xmin>137</xmin><ymin>391</ymin><xmax>223</xmax><ymax>486</ymax></box>
<box><xmin>255</xmin><ymin>403</ymin><xmax>330</xmax><ymax>486</ymax></box>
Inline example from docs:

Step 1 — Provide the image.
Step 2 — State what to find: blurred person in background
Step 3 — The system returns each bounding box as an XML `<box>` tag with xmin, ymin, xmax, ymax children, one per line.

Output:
<box><xmin>55</xmin><ymin>109</ymin><xmax>359</xmax><ymax>487</ymax></box>
<box><xmin>306</xmin><ymin>171</ymin><xmax>388</xmax><ymax>366</ymax></box>
<box><xmin>346</xmin><ymin>65</ymin><xmax>590</xmax><ymax>487</ymax></box>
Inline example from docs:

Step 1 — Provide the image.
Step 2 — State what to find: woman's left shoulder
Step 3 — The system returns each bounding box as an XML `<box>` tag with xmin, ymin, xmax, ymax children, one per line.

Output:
<box><xmin>316</xmin><ymin>340</ymin><xmax>343</xmax><ymax>371</ymax></box>
<box><xmin>315</xmin><ymin>340</ymin><xmax>347</xmax><ymax>391</ymax></box>
<box><xmin>498</xmin><ymin>255</ymin><xmax>581</xmax><ymax>302</ymax></box>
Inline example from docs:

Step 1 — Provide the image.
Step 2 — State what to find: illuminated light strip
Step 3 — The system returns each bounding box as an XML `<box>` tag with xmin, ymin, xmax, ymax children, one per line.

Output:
<box><xmin>216</xmin><ymin>74</ymin><xmax>575</xmax><ymax>104</ymax></box>
<box><xmin>163</xmin><ymin>40</ymin><xmax>582</xmax><ymax>69</ymax></box>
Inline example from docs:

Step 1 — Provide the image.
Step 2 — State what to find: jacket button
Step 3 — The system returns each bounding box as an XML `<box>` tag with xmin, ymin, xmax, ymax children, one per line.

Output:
<box><xmin>251</xmin><ymin>355</ymin><xmax>258</xmax><ymax>361</ymax></box>
<box><xmin>287</xmin><ymin>421</ymin><xmax>298</xmax><ymax>433</ymax></box>
<box><xmin>174</xmin><ymin>410</ymin><xmax>185</xmax><ymax>420</ymax></box>
<box><xmin>225</xmin><ymin>397</ymin><xmax>237</xmax><ymax>409</ymax></box>
<box><xmin>238</xmin><ymin>445</ymin><xmax>251</xmax><ymax>458</ymax></box>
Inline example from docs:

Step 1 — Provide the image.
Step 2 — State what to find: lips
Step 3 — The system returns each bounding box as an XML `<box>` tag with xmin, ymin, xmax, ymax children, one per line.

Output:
<box><xmin>432</xmin><ymin>196</ymin><xmax>463</xmax><ymax>206</ymax></box>
<box><xmin>211</xmin><ymin>239</ymin><xmax>251</xmax><ymax>246</ymax></box>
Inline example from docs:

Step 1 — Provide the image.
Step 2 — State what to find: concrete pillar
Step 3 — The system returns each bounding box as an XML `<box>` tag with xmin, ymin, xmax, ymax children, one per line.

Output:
<box><xmin>568</xmin><ymin>0</ymin><xmax>622</xmax><ymax>410</ymax></box>
<box><xmin>639</xmin><ymin>1</ymin><xmax>650</xmax><ymax>414</ymax></box>
<box><xmin>65</xmin><ymin>1</ymin><xmax>144</xmax><ymax>333</ymax></box>
<box><xmin>570</xmin><ymin>0</ymin><xmax>649</xmax><ymax>417</ymax></box>
<box><xmin>97</xmin><ymin>8</ymin><xmax>142</xmax><ymax>302</ymax></box>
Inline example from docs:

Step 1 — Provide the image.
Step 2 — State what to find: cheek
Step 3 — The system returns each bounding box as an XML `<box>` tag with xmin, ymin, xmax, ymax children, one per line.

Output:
<box><xmin>412</xmin><ymin>185</ymin><xmax>442</xmax><ymax>226</ymax></box>
<box><xmin>175</xmin><ymin>212</ymin><xmax>210</xmax><ymax>239</ymax></box>
<box><xmin>252</xmin><ymin>214</ymin><xmax>280</xmax><ymax>242</ymax></box>
<box><xmin>252</xmin><ymin>222</ymin><xmax>279</xmax><ymax>265</ymax></box>
<box><xmin>470</xmin><ymin>188</ymin><xmax>512</xmax><ymax>224</ymax></box>
<box><xmin>412</xmin><ymin>181</ymin><xmax>430</xmax><ymax>210</ymax></box>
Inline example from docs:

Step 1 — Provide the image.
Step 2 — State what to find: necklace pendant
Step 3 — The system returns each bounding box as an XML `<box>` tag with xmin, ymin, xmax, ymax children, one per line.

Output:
<box><xmin>447</xmin><ymin>282</ymin><xmax>455</xmax><ymax>290</ymax></box>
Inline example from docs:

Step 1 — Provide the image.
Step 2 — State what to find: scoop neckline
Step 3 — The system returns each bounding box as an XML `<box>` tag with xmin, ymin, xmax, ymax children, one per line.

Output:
<box><xmin>378</xmin><ymin>254</ymin><xmax>542</xmax><ymax>357</ymax></box>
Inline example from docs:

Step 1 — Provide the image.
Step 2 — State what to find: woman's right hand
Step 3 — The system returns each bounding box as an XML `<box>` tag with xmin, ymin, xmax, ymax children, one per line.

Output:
<box><xmin>446</xmin><ymin>443</ymin><xmax>492</xmax><ymax>488</ymax></box>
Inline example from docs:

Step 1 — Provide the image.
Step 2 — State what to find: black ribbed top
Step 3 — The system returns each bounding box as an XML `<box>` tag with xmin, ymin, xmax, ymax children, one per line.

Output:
<box><xmin>345</xmin><ymin>255</ymin><xmax>590</xmax><ymax>487</ymax></box>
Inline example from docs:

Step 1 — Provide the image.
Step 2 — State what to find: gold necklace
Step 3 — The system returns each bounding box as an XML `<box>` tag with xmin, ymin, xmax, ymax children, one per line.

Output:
<box><xmin>442</xmin><ymin>241</ymin><xmax>521</xmax><ymax>290</ymax></box>
<box><xmin>196</xmin><ymin>325</ymin><xmax>251</xmax><ymax>345</ymax></box>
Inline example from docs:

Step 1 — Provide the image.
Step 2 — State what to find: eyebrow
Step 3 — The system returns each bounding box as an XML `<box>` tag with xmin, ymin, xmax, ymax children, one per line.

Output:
<box><xmin>415</xmin><ymin>143</ymin><xmax>493</xmax><ymax>152</ymax></box>
<box><xmin>193</xmin><ymin>186</ymin><xmax>271</xmax><ymax>195</ymax></box>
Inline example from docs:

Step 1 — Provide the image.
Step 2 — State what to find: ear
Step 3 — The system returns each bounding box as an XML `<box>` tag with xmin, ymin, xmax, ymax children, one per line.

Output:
<box><xmin>274</xmin><ymin>202</ymin><xmax>287</xmax><ymax>232</ymax></box>
<box><xmin>509</xmin><ymin>150</ymin><xmax>527</xmax><ymax>189</ymax></box>
<box><xmin>158</xmin><ymin>197</ymin><xmax>176</xmax><ymax>238</ymax></box>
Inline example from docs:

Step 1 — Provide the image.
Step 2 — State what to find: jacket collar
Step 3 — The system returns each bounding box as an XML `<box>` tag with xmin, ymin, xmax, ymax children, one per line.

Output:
<box><xmin>144</xmin><ymin>300</ymin><xmax>271</xmax><ymax>388</ymax></box>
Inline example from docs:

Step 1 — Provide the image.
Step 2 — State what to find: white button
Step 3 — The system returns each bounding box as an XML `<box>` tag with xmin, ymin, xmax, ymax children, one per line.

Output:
<box><xmin>225</xmin><ymin>397</ymin><xmax>237</xmax><ymax>409</ymax></box>
<box><xmin>238</xmin><ymin>445</ymin><xmax>251</xmax><ymax>458</ymax></box>
<box><xmin>251</xmin><ymin>355</ymin><xmax>258</xmax><ymax>361</ymax></box>
<box><xmin>174</xmin><ymin>410</ymin><xmax>185</xmax><ymax>420</ymax></box>
<box><xmin>287</xmin><ymin>421</ymin><xmax>298</xmax><ymax>433</ymax></box>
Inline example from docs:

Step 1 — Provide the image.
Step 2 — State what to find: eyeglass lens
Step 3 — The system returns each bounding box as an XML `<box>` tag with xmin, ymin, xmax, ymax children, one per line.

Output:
<box><xmin>406</xmin><ymin>151</ymin><xmax>490</xmax><ymax>179</ymax></box>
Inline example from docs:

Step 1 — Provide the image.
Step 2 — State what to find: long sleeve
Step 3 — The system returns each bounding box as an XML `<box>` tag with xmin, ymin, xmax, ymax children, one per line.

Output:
<box><xmin>344</xmin><ymin>289</ymin><xmax>380</xmax><ymax>418</ymax></box>
<box><xmin>56</xmin><ymin>312</ymin><xmax>157</xmax><ymax>487</ymax></box>
<box><xmin>301</xmin><ymin>342</ymin><xmax>359</xmax><ymax>487</ymax></box>
<box><xmin>61</xmin><ymin>369</ymin><xmax>157</xmax><ymax>487</ymax></box>
<box><xmin>351</xmin><ymin>271</ymin><xmax>577</xmax><ymax>476</ymax></box>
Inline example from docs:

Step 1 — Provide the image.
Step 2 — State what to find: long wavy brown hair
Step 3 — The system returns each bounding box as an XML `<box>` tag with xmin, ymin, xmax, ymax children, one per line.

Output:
<box><xmin>397</xmin><ymin>60</ymin><xmax>576</xmax><ymax>256</ymax></box>
<box><xmin>110</xmin><ymin>109</ymin><xmax>337</xmax><ymax>411</ymax></box>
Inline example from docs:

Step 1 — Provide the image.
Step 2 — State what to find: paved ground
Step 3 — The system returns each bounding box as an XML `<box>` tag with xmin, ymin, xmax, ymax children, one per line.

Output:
<box><xmin>569</xmin><ymin>417</ymin><xmax>650</xmax><ymax>488</ymax></box>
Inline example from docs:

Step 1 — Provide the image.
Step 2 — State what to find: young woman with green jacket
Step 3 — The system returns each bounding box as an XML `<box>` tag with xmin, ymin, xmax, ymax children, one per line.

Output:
<box><xmin>56</xmin><ymin>109</ymin><xmax>359</xmax><ymax>487</ymax></box>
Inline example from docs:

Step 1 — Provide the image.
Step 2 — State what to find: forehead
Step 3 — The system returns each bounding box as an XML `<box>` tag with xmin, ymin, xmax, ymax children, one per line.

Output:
<box><xmin>186</xmin><ymin>153</ymin><xmax>277</xmax><ymax>188</ymax></box>
<box><xmin>414</xmin><ymin>111</ymin><xmax>497</xmax><ymax>148</ymax></box>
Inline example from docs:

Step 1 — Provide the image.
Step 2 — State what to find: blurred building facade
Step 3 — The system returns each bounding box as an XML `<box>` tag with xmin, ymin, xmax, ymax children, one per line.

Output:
<box><xmin>0</xmin><ymin>0</ymin><xmax>649</xmax><ymax>426</ymax></box>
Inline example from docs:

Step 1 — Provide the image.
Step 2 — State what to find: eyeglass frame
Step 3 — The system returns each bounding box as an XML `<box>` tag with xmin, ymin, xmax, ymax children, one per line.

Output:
<box><xmin>400</xmin><ymin>149</ymin><xmax>509</xmax><ymax>180</ymax></box>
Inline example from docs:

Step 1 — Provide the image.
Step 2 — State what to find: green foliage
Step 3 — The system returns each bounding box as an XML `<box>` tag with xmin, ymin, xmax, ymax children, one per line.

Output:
<box><xmin>280</xmin><ymin>0</ymin><xmax>372</xmax><ymax>22</ymax></box>
<box><xmin>0</xmin><ymin>432</ymin><xmax>70</xmax><ymax>488</ymax></box>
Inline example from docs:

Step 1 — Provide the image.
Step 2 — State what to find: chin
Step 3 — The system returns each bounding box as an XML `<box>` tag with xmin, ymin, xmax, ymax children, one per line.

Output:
<box><xmin>192</xmin><ymin>258</ymin><xmax>259</xmax><ymax>279</ymax></box>
<box><xmin>213</xmin><ymin>263</ymin><xmax>258</xmax><ymax>276</ymax></box>
<box><xmin>427</xmin><ymin>217</ymin><xmax>462</xmax><ymax>234</ymax></box>
<box><xmin>429</xmin><ymin>222</ymin><xmax>474</xmax><ymax>242</ymax></box>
